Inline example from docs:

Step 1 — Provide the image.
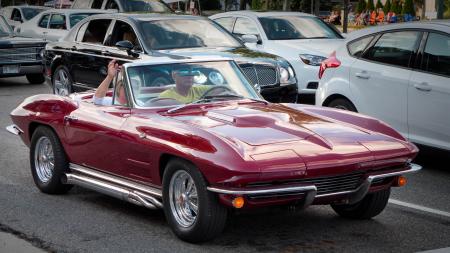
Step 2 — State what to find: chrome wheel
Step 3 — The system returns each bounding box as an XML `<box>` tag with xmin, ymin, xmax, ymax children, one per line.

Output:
<box><xmin>54</xmin><ymin>68</ymin><xmax>71</xmax><ymax>96</ymax></box>
<box><xmin>333</xmin><ymin>105</ymin><xmax>349</xmax><ymax>111</ymax></box>
<box><xmin>34</xmin><ymin>136</ymin><xmax>54</xmax><ymax>183</ymax></box>
<box><xmin>169</xmin><ymin>170</ymin><xmax>199</xmax><ymax>228</ymax></box>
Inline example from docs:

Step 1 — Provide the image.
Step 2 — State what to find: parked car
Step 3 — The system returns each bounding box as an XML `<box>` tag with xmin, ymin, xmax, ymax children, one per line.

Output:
<box><xmin>71</xmin><ymin>0</ymin><xmax>173</xmax><ymax>13</ymax></box>
<box><xmin>0</xmin><ymin>5</ymin><xmax>49</xmax><ymax>29</ymax></box>
<box><xmin>316</xmin><ymin>21</ymin><xmax>450</xmax><ymax>151</ymax></box>
<box><xmin>44</xmin><ymin>0</ymin><xmax>73</xmax><ymax>9</ymax></box>
<box><xmin>210</xmin><ymin>11</ymin><xmax>344</xmax><ymax>103</ymax></box>
<box><xmin>7</xmin><ymin>57</ymin><xmax>421</xmax><ymax>242</ymax></box>
<box><xmin>15</xmin><ymin>9</ymin><xmax>112</xmax><ymax>42</ymax></box>
<box><xmin>0</xmin><ymin>15</ymin><xmax>46</xmax><ymax>84</ymax></box>
<box><xmin>44</xmin><ymin>13</ymin><xmax>298</xmax><ymax>102</ymax></box>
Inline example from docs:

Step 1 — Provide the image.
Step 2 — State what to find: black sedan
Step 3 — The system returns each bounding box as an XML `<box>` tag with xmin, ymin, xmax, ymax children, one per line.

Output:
<box><xmin>0</xmin><ymin>16</ymin><xmax>46</xmax><ymax>84</ymax></box>
<box><xmin>44</xmin><ymin>13</ymin><xmax>298</xmax><ymax>102</ymax></box>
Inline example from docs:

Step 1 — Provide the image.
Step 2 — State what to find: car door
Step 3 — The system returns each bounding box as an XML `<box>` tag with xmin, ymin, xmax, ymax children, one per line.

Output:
<box><xmin>28</xmin><ymin>13</ymin><xmax>50</xmax><ymax>40</ymax></box>
<box><xmin>70</xmin><ymin>18</ymin><xmax>114</xmax><ymax>89</ymax></box>
<box><xmin>408</xmin><ymin>31</ymin><xmax>450</xmax><ymax>150</ymax></box>
<box><xmin>349</xmin><ymin>30</ymin><xmax>422</xmax><ymax>137</ymax></box>
<box><xmin>46</xmin><ymin>13</ymin><xmax>67</xmax><ymax>41</ymax></box>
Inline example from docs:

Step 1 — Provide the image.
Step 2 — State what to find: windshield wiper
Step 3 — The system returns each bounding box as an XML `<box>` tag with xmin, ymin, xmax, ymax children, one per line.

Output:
<box><xmin>167</xmin><ymin>94</ymin><xmax>268</xmax><ymax>114</ymax></box>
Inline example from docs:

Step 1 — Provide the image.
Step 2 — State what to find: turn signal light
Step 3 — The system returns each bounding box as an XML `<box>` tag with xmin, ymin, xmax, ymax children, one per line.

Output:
<box><xmin>395</xmin><ymin>176</ymin><xmax>407</xmax><ymax>187</ymax></box>
<box><xmin>232</xmin><ymin>196</ymin><xmax>245</xmax><ymax>209</ymax></box>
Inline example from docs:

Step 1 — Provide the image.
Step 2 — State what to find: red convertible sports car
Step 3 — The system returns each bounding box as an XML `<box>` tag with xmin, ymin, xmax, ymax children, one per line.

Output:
<box><xmin>7</xmin><ymin>57</ymin><xmax>421</xmax><ymax>242</ymax></box>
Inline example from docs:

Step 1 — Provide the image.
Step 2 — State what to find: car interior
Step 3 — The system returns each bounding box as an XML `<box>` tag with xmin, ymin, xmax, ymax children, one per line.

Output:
<box><xmin>82</xmin><ymin>19</ymin><xmax>111</xmax><ymax>44</ymax></box>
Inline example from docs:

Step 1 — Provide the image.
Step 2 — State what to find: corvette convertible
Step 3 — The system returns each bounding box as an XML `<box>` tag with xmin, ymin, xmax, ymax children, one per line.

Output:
<box><xmin>7</xmin><ymin>58</ymin><xmax>421</xmax><ymax>242</ymax></box>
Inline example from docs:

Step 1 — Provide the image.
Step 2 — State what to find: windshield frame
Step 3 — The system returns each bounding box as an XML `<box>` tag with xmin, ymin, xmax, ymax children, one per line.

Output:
<box><xmin>138</xmin><ymin>18</ymin><xmax>244</xmax><ymax>51</ymax></box>
<box><xmin>123</xmin><ymin>59</ymin><xmax>263</xmax><ymax>109</ymax></box>
<box><xmin>0</xmin><ymin>16</ymin><xmax>12</xmax><ymax>36</ymax></box>
<box><xmin>258</xmin><ymin>15</ymin><xmax>343</xmax><ymax>40</ymax></box>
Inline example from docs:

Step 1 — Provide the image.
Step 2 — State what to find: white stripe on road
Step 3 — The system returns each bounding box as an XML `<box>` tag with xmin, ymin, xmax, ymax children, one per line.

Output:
<box><xmin>389</xmin><ymin>199</ymin><xmax>450</xmax><ymax>218</ymax></box>
<box><xmin>416</xmin><ymin>247</ymin><xmax>450</xmax><ymax>253</ymax></box>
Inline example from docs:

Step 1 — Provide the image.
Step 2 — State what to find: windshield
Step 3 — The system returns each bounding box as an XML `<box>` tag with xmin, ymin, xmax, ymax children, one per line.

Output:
<box><xmin>140</xmin><ymin>19</ymin><xmax>242</xmax><ymax>50</ymax></box>
<box><xmin>126</xmin><ymin>61</ymin><xmax>261</xmax><ymax>107</ymax></box>
<box><xmin>0</xmin><ymin>17</ymin><xmax>11</xmax><ymax>36</ymax></box>
<box><xmin>123</xmin><ymin>0</ymin><xmax>173</xmax><ymax>13</ymax></box>
<box><xmin>259</xmin><ymin>16</ymin><xmax>342</xmax><ymax>40</ymax></box>
<box><xmin>70</xmin><ymin>13</ymin><xmax>98</xmax><ymax>28</ymax></box>
<box><xmin>22</xmin><ymin>8</ymin><xmax>45</xmax><ymax>20</ymax></box>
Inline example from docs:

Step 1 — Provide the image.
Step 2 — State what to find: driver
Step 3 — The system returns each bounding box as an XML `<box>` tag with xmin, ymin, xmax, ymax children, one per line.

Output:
<box><xmin>158</xmin><ymin>67</ymin><xmax>210</xmax><ymax>104</ymax></box>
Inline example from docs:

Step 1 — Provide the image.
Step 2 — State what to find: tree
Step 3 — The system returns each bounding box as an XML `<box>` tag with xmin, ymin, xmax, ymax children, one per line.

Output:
<box><xmin>367</xmin><ymin>0</ymin><xmax>375</xmax><ymax>11</ymax></box>
<box><xmin>251</xmin><ymin>0</ymin><xmax>263</xmax><ymax>9</ymax></box>
<box><xmin>402</xmin><ymin>0</ymin><xmax>415</xmax><ymax>14</ymax></box>
<box><xmin>396</xmin><ymin>0</ymin><xmax>403</xmax><ymax>13</ymax></box>
<box><xmin>391</xmin><ymin>0</ymin><xmax>399</xmax><ymax>12</ymax></box>
<box><xmin>356</xmin><ymin>0</ymin><xmax>367</xmax><ymax>13</ymax></box>
<box><xmin>383</xmin><ymin>0</ymin><xmax>391</xmax><ymax>13</ymax></box>
<box><xmin>376</xmin><ymin>0</ymin><xmax>383</xmax><ymax>9</ymax></box>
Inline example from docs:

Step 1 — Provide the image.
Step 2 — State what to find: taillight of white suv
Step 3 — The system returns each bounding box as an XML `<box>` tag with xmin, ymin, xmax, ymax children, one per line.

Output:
<box><xmin>318</xmin><ymin>51</ymin><xmax>341</xmax><ymax>79</ymax></box>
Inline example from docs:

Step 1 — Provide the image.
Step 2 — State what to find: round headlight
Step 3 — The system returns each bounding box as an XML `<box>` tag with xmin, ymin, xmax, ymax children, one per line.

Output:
<box><xmin>279</xmin><ymin>67</ymin><xmax>290</xmax><ymax>83</ymax></box>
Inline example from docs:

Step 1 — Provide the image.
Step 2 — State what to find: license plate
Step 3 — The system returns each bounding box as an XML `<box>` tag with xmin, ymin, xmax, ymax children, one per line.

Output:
<box><xmin>3</xmin><ymin>65</ymin><xmax>19</xmax><ymax>74</ymax></box>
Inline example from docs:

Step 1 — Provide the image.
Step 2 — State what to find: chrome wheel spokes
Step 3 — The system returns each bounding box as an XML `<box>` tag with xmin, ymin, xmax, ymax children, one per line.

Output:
<box><xmin>169</xmin><ymin>170</ymin><xmax>199</xmax><ymax>228</ymax></box>
<box><xmin>54</xmin><ymin>70</ymin><xmax>70</xmax><ymax>96</ymax></box>
<box><xmin>34</xmin><ymin>136</ymin><xmax>54</xmax><ymax>183</ymax></box>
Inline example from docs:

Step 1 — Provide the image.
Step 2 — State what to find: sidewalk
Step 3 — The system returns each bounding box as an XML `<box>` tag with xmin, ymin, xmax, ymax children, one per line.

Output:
<box><xmin>0</xmin><ymin>231</ymin><xmax>46</xmax><ymax>253</ymax></box>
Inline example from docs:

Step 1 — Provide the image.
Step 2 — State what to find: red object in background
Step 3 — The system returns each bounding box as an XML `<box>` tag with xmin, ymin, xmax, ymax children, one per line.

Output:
<box><xmin>319</xmin><ymin>51</ymin><xmax>341</xmax><ymax>79</ymax></box>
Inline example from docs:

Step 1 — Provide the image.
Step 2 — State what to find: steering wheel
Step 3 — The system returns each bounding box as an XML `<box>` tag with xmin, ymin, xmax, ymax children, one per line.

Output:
<box><xmin>143</xmin><ymin>97</ymin><xmax>181</xmax><ymax>107</ymax></box>
<box><xmin>199</xmin><ymin>85</ymin><xmax>236</xmax><ymax>99</ymax></box>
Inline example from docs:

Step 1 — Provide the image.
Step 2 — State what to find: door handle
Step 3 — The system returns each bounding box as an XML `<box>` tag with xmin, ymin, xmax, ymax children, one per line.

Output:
<box><xmin>355</xmin><ymin>71</ymin><xmax>370</xmax><ymax>79</ymax></box>
<box><xmin>64</xmin><ymin>115</ymin><xmax>78</xmax><ymax>123</ymax></box>
<box><xmin>414</xmin><ymin>82</ymin><xmax>432</xmax><ymax>92</ymax></box>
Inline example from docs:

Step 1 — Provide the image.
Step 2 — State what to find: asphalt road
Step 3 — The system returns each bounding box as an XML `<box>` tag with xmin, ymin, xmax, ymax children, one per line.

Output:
<box><xmin>0</xmin><ymin>77</ymin><xmax>449</xmax><ymax>253</ymax></box>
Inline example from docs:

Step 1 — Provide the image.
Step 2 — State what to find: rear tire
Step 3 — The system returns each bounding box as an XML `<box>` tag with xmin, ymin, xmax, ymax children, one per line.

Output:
<box><xmin>30</xmin><ymin>126</ymin><xmax>72</xmax><ymax>194</ymax></box>
<box><xmin>162</xmin><ymin>158</ymin><xmax>227</xmax><ymax>243</ymax></box>
<box><xmin>52</xmin><ymin>66</ymin><xmax>73</xmax><ymax>96</ymax></box>
<box><xmin>331</xmin><ymin>188</ymin><xmax>390</xmax><ymax>219</ymax></box>
<box><xmin>327</xmin><ymin>98</ymin><xmax>357</xmax><ymax>112</ymax></box>
<box><xmin>26</xmin><ymin>74</ymin><xmax>45</xmax><ymax>84</ymax></box>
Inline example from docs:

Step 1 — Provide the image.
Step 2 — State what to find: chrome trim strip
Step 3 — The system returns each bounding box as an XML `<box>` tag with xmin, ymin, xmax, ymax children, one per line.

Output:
<box><xmin>368</xmin><ymin>163</ymin><xmax>422</xmax><ymax>181</ymax></box>
<box><xmin>207</xmin><ymin>185</ymin><xmax>317</xmax><ymax>195</ymax></box>
<box><xmin>6</xmin><ymin>125</ymin><xmax>24</xmax><ymax>135</ymax></box>
<box><xmin>69</xmin><ymin>163</ymin><xmax>162</xmax><ymax>197</ymax></box>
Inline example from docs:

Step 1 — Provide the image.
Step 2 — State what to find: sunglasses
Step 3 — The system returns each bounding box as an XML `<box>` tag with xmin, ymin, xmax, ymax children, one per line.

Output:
<box><xmin>174</xmin><ymin>69</ymin><xmax>201</xmax><ymax>77</ymax></box>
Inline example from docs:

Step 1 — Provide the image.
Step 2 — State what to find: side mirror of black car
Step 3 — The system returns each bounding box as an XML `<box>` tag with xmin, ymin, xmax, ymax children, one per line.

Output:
<box><xmin>115</xmin><ymin>40</ymin><xmax>139</xmax><ymax>58</ymax></box>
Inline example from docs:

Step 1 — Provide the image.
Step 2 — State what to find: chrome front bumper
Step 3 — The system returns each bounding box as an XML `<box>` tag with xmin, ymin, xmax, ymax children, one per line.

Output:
<box><xmin>5</xmin><ymin>124</ymin><xmax>24</xmax><ymax>135</ymax></box>
<box><xmin>208</xmin><ymin>163</ymin><xmax>422</xmax><ymax>208</ymax></box>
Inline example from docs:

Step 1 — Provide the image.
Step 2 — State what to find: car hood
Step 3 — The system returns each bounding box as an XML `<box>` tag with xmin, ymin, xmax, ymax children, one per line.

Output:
<box><xmin>157</xmin><ymin>47</ymin><xmax>282</xmax><ymax>66</ymax></box>
<box><xmin>162</xmin><ymin>103</ymin><xmax>413</xmax><ymax>172</ymax></box>
<box><xmin>0</xmin><ymin>35</ymin><xmax>46</xmax><ymax>47</ymax></box>
<box><xmin>272</xmin><ymin>39</ymin><xmax>344</xmax><ymax>56</ymax></box>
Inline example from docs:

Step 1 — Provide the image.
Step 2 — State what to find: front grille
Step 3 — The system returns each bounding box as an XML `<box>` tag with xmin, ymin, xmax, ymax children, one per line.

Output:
<box><xmin>241</xmin><ymin>65</ymin><xmax>278</xmax><ymax>87</ymax></box>
<box><xmin>248</xmin><ymin>171</ymin><xmax>365</xmax><ymax>196</ymax></box>
<box><xmin>0</xmin><ymin>47</ymin><xmax>42</xmax><ymax>63</ymax></box>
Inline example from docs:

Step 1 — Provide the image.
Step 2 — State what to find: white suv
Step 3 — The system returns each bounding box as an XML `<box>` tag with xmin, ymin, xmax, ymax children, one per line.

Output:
<box><xmin>210</xmin><ymin>11</ymin><xmax>344</xmax><ymax>101</ymax></box>
<box><xmin>316</xmin><ymin>21</ymin><xmax>450</xmax><ymax>151</ymax></box>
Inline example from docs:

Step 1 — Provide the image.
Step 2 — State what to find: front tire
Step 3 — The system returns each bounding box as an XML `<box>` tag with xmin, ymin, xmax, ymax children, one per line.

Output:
<box><xmin>162</xmin><ymin>158</ymin><xmax>227</xmax><ymax>243</ymax></box>
<box><xmin>331</xmin><ymin>188</ymin><xmax>390</xmax><ymax>219</ymax></box>
<box><xmin>30</xmin><ymin>126</ymin><xmax>72</xmax><ymax>194</ymax></box>
<box><xmin>26</xmin><ymin>74</ymin><xmax>45</xmax><ymax>84</ymax></box>
<box><xmin>52</xmin><ymin>66</ymin><xmax>73</xmax><ymax>96</ymax></box>
<box><xmin>327</xmin><ymin>98</ymin><xmax>357</xmax><ymax>112</ymax></box>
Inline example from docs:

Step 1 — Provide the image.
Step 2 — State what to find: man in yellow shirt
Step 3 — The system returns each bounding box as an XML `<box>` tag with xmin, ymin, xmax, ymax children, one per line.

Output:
<box><xmin>158</xmin><ymin>68</ymin><xmax>210</xmax><ymax>104</ymax></box>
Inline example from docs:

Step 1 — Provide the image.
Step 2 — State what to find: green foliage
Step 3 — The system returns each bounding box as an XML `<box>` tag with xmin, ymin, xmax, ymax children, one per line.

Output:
<box><xmin>291</xmin><ymin>0</ymin><xmax>311</xmax><ymax>12</ymax></box>
<box><xmin>367</xmin><ymin>0</ymin><xmax>375</xmax><ymax>11</ymax></box>
<box><xmin>356</xmin><ymin>0</ymin><xmax>367</xmax><ymax>13</ymax></box>
<box><xmin>391</xmin><ymin>0</ymin><xmax>401</xmax><ymax>13</ymax></box>
<box><xmin>402</xmin><ymin>0</ymin><xmax>415</xmax><ymax>15</ymax></box>
<box><xmin>383</xmin><ymin>0</ymin><xmax>391</xmax><ymax>13</ymax></box>
<box><xmin>396</xmin><ymin>0</ymin><xmax>403</xmax><ymax>13</ymax></box>
<box><xmin>251</xmin><ymin>0</ymin><xmax>263</xmax><ymax>10</ymax></box>
<box><xmin>376</xmin><ymin>0</ymin><xmax>383</xmax><ymax>9</ymax></box>
<box><xmin>445</xmin><ymin>0</ymin><xmax>450</xmax><ymax>19</ymax></box>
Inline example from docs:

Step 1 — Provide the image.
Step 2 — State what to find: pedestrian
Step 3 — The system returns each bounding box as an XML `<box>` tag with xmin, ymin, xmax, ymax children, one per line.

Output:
<box><xmin>377</xmin><ymin>8</ymin><xmax>385</xmax><ymax>24</ymax></box>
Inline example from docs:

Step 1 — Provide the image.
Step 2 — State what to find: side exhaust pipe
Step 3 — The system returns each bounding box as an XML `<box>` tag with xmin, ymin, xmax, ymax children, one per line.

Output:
<box><xmin>64</xmin><ymin>167</ymin><xmax>163</xmax><ymax>210</ymax></box>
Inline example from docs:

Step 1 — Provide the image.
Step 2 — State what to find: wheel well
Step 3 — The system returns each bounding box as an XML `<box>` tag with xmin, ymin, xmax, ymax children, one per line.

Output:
<box><xmin>28</xmin><ymin>122</ymin><xmax>54</xmax><ymax>141</ymax></box>
<box><xmin>159</xmin><ymin>154</ymin><xmax>198</xmax><ymax>182</ymax></box>
<box><xmin>322</xmin><ymin>94</ymin><xmax>355</xmax><ymax>108</ymax></box>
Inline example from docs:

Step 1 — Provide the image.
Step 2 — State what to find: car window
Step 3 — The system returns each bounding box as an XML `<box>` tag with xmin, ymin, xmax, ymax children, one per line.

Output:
<box><xmin>348</xmin><ymin>35</ymin><xmax>375</xmax><ymax>57</ymax></box>
<box><xmin>72</xmin><ymin>0</ymin><xmax>92</xmax><ymax>8</ymax></box>
<box><xmin>22</xmin><ymin>8</ymin><xmax>44</xmax><ymax>21</ymax></box>
<box><xmin>422</xmin><ymin>32</ymin><xmax>450</xmax><ymax>77</ymax></box>
<box><xmin>233</xmin><ymin>17</ymin><xmax>259</xmax><ymax>36</ymax></box>
<box><xmin>91</xmin><ymin>0</ymin><xmax>104</xmax><ymax>8</ymax></box>
<box><xmin>214</xmin><ymin>17</ymin><xmax>234</xmax><ymax>32</ymax></box>
<box><xmin>363</xmin><ymin>31</ymin><xmax>421</xmax><ymax>68</ymax></box>
<box><xmin>69</xmin><ymin>13</ymin><xmax>98</xmax><ymax>28</ymax></box>
<box><xmin>105</xmin><ymin>0</ymin><xmax>119</xmax><ymax>10</ymax></box>
<box><xmin>108</xmin><ymin>20</ymin><xmax>139</xmax><ymax>48</ymax></box>
<box><xmin>49</xmin><ymin>14</ymin><xmax>66</xmax><ymax>30</ymax></box>
<box><xmin>38</xmin><ymin>14</ymin><xmax>50</xmax><ymax>28</ymax></box>
<box><xmin>82</xmin><ymin>19</ymin><xmax>112</xmax><ymax>44</ymax></box>
<box><xmin>11</xmin><ymin>9</ymin><xmax>22</xmax><ymax>21</ymax></box>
